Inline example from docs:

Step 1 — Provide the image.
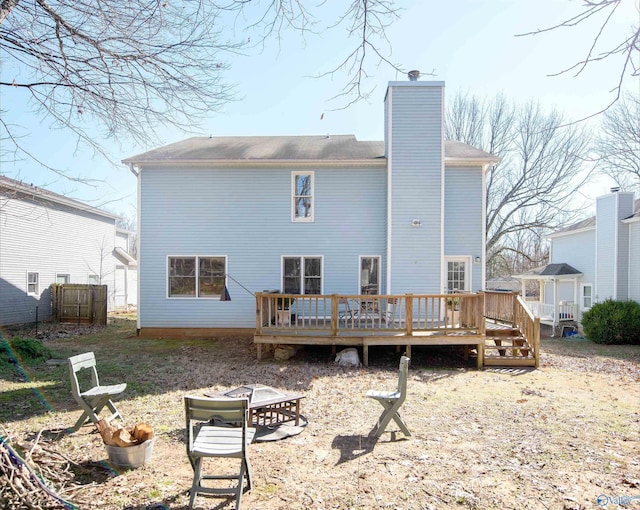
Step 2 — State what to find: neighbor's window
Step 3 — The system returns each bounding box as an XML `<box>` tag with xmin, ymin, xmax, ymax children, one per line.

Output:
<box><xmin>283</xmin><ymin>256</ymin><xmax>322</xmax><ymax>294</ymax></box>
<box><xmin>581</xmin><ymin>284</ymin><xmax>593</xmax><ymax>310</ymax></box>
<box><xmin>88</xmin><ymin>274</ymin><xmax>100</xmax><ymax>285</ymax></box>
<box><xmin>360</xmin><ymin>256</ymin><xmax>380</xmax><ymax>294</ymax></box>
<box><xmin>27</xmin><ymin>272</ymin><xmax>39</xmax><ymax>295</ymax></box>
<box><xmin>168</xmin><ymin>256</ymin><xmax>226</xmax><ymax>298</ymax></box>
<box><xmin>292</xmin><ymin>172</ymin><xmax>314</xmax><ymax>221</ymax></box>
<box><xmin>56</xmin><ymin>274</ymin><xmax>70</xmax><ymax>284</ymax></box>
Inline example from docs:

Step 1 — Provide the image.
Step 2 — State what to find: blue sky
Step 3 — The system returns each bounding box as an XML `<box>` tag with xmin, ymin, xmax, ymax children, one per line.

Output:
<box><xmin>2</xmin><ymin>0</ymin><xmax>637</xmax><ymax>220</ymax></box>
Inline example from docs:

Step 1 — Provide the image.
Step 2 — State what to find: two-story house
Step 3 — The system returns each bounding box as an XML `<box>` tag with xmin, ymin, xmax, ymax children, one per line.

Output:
<box><xmin>516</xmin><ymin>189</ymin><xmax>640</xmax><ymax>331</ymax></box>
<box><xmin>0</xmin><ymin>176</ymin><xmax>137</xmax><ymax>325</ymax></box>
<box><xmin>124</xmin><ymin>78</ymin><xmax>499</xmax><ymax>338</ymax></box>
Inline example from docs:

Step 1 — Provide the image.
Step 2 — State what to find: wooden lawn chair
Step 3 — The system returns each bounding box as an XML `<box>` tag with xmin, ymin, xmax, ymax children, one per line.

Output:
<box><xmin>366</xmin><ymin>356</ymin><xmax>411</xmax><ymax>437</ymax></box>
<box><xmin>68</xmin><ymin>352</ymin><xmax>126</xmax><ymax>432</ymax></box>
<box><xmin>184</xmin><ymin>396</ymin><xmax>256</xmax><ymax>510</ymax></box>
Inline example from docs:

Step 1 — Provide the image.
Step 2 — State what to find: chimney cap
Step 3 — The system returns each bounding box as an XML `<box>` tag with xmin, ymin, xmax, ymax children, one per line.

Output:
<box><xmin>408</xmin><ymin>70</ymin><xmax>420</xmax><ymax>81</ymax></box>
<box><xmin>611</xmin><ymin>186</ymin><xmax>620</xmax><ymax>193</ymax></box>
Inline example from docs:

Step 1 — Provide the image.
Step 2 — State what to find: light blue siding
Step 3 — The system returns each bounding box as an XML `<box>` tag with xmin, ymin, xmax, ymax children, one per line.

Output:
<box><xmin>386</xmin><ymin>82</ymin><xmax>444</xmax><ymax>294</ymax></box>
<box><xmin>0</xmin><ymin>192</ymin><xmax>117</xmax><ymax>325</ymax></box>
<box><xmin>551</xmin><ymin>229</ymin><xmax>596</xmax><ymax>284</ymax></box>
<box><xmin>444</xmin><ymin>166</ymin><xmax>483</xmax><ymax>292</ymax></box>
<box><xmin>139</xmin><ymin>165</ymin><xmax>387</xmax><ymax>328</ymax></box>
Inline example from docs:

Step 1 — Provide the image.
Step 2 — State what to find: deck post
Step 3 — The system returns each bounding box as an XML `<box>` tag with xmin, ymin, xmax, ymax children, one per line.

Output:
<box><xmin>330</xmin><ymin>295</ymin><xmax>338</xmax><ymax>336</ymax></box>
<box><xmin>363</xmin><ymin>344</ymin><xmax>369</xmax><ymax>367</ymax></box>
<box><xmin>405</xmin><ymin>294</ymin><xmax>413</xmax><ymax>335</ymax></box>
<box><xmin>255</xmin><ymin>292</ymin><xmax>263</xmax><ymax>335</ymax></box>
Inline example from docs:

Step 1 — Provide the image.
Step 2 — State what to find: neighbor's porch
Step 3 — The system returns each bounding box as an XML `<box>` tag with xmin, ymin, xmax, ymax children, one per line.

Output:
<box><xmin>254</xmin><ymin>291</ymin><xmax>540</xmax><ymax>368</ymax></box>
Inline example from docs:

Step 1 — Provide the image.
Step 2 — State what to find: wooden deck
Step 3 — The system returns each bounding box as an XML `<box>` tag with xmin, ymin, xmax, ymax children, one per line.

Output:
<box><xmin>254</xmin><ymin>292</ymin><xmax>540</xmax><ymax>368</ymax></box>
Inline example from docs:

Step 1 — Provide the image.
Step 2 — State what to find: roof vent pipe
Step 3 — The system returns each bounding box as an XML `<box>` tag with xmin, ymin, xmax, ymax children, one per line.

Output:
<box><xmin>408</xmin><ymin>70</ymin><xmax>420</xmax><ymax>81</ymax></box>
<box><xmin>610</xmin><ymin>187</ymin><xmax>620</xmax><ymax>193</ymax></box>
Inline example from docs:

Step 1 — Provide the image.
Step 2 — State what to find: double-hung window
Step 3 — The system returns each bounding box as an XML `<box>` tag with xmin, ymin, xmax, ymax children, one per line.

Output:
<box><xmin>282</xmin><ymin>256</ymin><xmax>322</xmax><ymax>294</ymax></box>
<box><xmin>360</xmin><ymin>256</ymin><xmax>381</xmax><ymax>294</ymax></box>
<box><xmin>292</xmin><ymin>172</ymin><xmax>314</xmax><ymax>222</ymax></box>
<box><xmin>168</xmin><ymin>256</ymin><xmax>226</xmax><ymax>298</ymax></box>
<box><xmin>27</xmin><ymin>272</ymin><xmax>39</xmax><ymax>295</ymax></box>
<box><xmin>56</xmin><ymin>274</ymin><xmax>70</xmax><ymax>284</ymax></box>
<box><xmin>580</xmin><ymin>283</ymin><xmax>593</xmax><ymax>311</ymax></box>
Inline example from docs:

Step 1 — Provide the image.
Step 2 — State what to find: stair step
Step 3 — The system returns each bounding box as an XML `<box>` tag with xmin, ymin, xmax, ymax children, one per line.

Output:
<box><xmin>483</xmin><ymin>357</ymin><xmax>536</xmax><ymax>367</ymax></box>
<box><xmin>484</xmin><ymin>343</ymin><xmax>530</xmax><ymax>349</ymax></box>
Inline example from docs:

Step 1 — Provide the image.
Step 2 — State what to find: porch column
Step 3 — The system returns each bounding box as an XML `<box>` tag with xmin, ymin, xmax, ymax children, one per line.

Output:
<box><xmin>553</xmin><ymin>279</ymin><xmax>558</xmax><ymax>331</ymax></box>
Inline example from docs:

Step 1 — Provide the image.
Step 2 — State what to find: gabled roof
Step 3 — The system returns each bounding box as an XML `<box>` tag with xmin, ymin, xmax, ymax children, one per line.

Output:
<box><xmin>551</xmin><ymin>198</ymin><xmax>640</xmax><ymax>236</ymax></box>
<box><xmin>113</xmin><ymin>247</ymin><xmax>137</xmax><ymax>267</ymax></box>
<box><xmin>122</xmin><ymin>135</ymin><xmax>498</xmax><ymax>166</ymax></box>
<box><xmin>0</xmin><ymin>175</ymin><xmax>120</xmax><ymax>221</ymax></box>
<box><xmin>515</xmin><ymin>263</ymin><xmax>583</xmax><ymax>280</ymax></box>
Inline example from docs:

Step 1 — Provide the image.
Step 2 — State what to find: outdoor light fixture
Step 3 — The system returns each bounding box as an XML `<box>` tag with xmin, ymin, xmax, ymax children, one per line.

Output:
<box><xmin>411</xmin><ymin>219</ymin><xmax>422</xmax><ymax>227</ymax></box>
<box><xmin>474</xmin><ymin>256</ymin><xmax>482</xmax><ymax>264</ymax></box>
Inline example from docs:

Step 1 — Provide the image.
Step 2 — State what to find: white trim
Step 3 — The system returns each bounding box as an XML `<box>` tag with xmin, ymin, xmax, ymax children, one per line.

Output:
<box><xmin>291</xmin><ymin>171</ymin><xmax>315</xmax><ymax>222</ymax></box>
<box><xmin>547</xmin><ymin>225</ymin><xmax>595</xmax><ymax>239</ymax></box>
<box><xmin>166</xmin><ymin>255</ymin><xmax>227</xmax><ymax>299</ymax></box>
<box><xmin>136</xmin><ymin>167</ymin><xmax>142</xmax><ymax>330</ymax></box>
<box><xmin>439</xmin><ymin>85</ymin><xmax>446</xmax><ymax>294</ymax></box>
<box><xmin>280</xmin><ymin>255</ymin><xmax>324</xmax><ymax>295</ymax></box>
<box><xmin>481</xmin><ymin>163</ymin><xmax>490</xmax><ymax>290</ymax></box>
<box><xmin>359</xmin><ymin>255</ymin><xmax>382</xmax><ymax>294</ymax></box>
<box><xmin>613</xmin><ymin>193</ymin><xmax>619</xmax><ymax>299</ymax></box>
<box><xmin>123</xmin><ymin>159</ymin><xmax>388</xmax><ymax>168</ymax></box>
<box><xmin>386</xmin><ymin>86</ymin><xmax>393</xmax><ymax>295</ymax></box>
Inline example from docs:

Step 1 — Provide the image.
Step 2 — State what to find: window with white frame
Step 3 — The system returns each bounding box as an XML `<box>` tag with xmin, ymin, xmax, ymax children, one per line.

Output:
<box><xmin>88</xmin><ymin>274</ymin><xmax>100</xmax><ymax>284</ymax></box>
<box><xmin>360</xmin><ymin>256</ymin><xmax>381</xmax><ymax>294</ymax></box>
<box><xmin>27</xmin><ymin>272</ymin><xmax>39</xmax><ymax>295</ymax></box>
<box><xmin>56</xmin><ymin>274</ymin><xmax>70</xmax><ymax>284</ymax></box>
<box><xmin>168</xmin><ymin>256</ymin><xmax>226</xmax><ymax>298</ymax></box>
<box><xmin>292</xmin><ymin>172</ymin><xmax>314</xmax><ymax>221</ymax></box>
<box><xmin>282</xmin><ymin>256</ymin><xmax>322</xmax><ymax>294</ymax></box>
<box><xmin>580</xmin><ymin>283</ymin><xmax>593</xmax><ymax>310</ymax></box>
<box><xmin>446</xmin><ymin>258</ymin><xmax>469</xmax><ymax>292</ymax></box>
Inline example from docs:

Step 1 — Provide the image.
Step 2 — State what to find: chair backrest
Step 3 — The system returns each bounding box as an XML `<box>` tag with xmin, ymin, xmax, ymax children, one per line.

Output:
<box><xmin>68</xmin><ymin>352</ymin><xmax>100</xmax><ymax>397</ymax></box>
<box><xmin>184</xmin><ymin>396</ymin><xmax>250</xmax><ymax>454</ymax></box>
<box><xmin>396</xmin><ymin>356</ymin><xmax>410</xmax><ymax>397</ymax></box>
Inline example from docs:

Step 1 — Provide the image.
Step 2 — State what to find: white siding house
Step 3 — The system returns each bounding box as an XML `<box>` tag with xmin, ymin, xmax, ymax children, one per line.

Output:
<box><xmin>517</xmin><ymin>190</ymin><xmax>640</xmax><ymax>330</ymax></box>
<box><xmin>0</xmin><ymin>177</ymin><xmax>137</xmax><ymax>325</ymax></box>
<box><xmin>124</xmin><ymin>79</ymin><xmax>498</xmax><ymax>335</ymax></box>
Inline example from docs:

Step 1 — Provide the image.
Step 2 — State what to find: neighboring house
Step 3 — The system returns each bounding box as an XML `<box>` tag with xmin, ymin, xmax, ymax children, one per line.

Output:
<box><xmin>0</xmin><ymin>176</ymin><xmax>137</xmax><ymax>325</ymax></box>
<box><xmin>114</xmin><ymin>228</ymin><xmax>138</xmax><ymax>309</ymax></box>
<box><xmin>123</xmin><ymin>79</ymin><xmax>499</xmax><ymax>336</ymax></box>
<box><xmin>516</xmin><ymin>190</ymin><xmax>640</xmax><ymax>330</ymax></box>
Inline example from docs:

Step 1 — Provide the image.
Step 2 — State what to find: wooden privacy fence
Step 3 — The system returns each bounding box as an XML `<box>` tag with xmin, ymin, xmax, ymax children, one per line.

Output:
<box><xmin>51</xmin><ymin>284</ymin><xmax>107</xmax><ymax>325</ymax></box>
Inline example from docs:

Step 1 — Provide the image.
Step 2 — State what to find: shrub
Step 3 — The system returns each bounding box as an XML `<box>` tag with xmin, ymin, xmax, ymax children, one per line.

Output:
<box><xmin>581</xmin><ymin>299</ymin><xmax>640</xmax><ymax>345</ymax></box>
<box><xmin>8</xmin><ymin>337</ymin><xmax>53</xmax><ymax>364</ymax></box>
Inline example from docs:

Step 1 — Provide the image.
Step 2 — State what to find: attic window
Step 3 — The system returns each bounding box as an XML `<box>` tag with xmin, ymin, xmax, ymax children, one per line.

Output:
<box><xmin>292</xmin><ymin>172</ymin><xmax>314</xmax><ymax>222</ymax></box>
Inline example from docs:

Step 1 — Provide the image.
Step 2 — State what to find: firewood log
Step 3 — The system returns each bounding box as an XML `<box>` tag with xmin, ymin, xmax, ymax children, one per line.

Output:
<box><xmin>132</xmin><ymin>423</ymin><xmax>154</xmax><ymax>443</ymax></box>
<box><xmin>111</xmin><ymin>428</ymin><xmax>135</xmax><ymax>447</ymax></box>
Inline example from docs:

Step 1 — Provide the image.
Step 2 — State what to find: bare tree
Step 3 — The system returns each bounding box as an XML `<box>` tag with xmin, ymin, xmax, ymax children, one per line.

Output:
<box><xmin>446</xmin><ymin>93</ymin><xmax>592</xmax><ymax>277</ymax></box>
<box><xmin>594</xmin><ymin>93</ymin><xmax>640</xmax><ymax>190</ymax></box>
<box><xmin>0</xmin><ymin>1</ymin><xmax>403</xmax><ymax>179</ymax></box>
<box><xmin>517</xmin><ymin>0</ymin><xmax>639</xmax><ymax>115</ymax></box>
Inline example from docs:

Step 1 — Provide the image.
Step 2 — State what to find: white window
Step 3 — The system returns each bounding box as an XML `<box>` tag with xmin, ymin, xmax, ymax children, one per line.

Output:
<box><xmin>282</xmin><ymin>256</ymin><xmax>322</xmax><ymax>294</ymax></box>
<box><xmin>445</xmin><ymin>257</ymin><xmax>470</xmax><ymax>292</ymax></box>
<box><xmin>88</xmin><ymin>274</ymin><xmax>100</xmax><ymax>284</ymax></box>
<box><xmin>292</xmin><ymin>172</ymin><xmax>314</xmax><ymax>222</ymax></box>
<box><xmin>580</xmin><ymin>283</ymin><xmax>593</xmax><ymax>310</ymax></box>
<box><xmin>27</xmin><ymin>272</ymin><xmax>39</xmax><ymax>295</ymax></box>
<box><xmin>56</xmin><ymin>274</ymin><xmax>70</xmax><ymax>284</ymax></box>
<box><xmin>168</xmin><ymin>256</ymin><xmax>226</xmax><ymax>298</ymax></box>
<box><xmin>360</xmin><ymin>256</ymin><xmax>381</xmax><ymax>294</ymax></box>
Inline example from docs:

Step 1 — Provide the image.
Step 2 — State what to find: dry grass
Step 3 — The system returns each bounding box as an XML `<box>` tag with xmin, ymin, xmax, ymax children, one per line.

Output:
<box><xmin>1</xmin><ymin>319</ymin><xmax>639</xmax><ymax>510</ymax></box>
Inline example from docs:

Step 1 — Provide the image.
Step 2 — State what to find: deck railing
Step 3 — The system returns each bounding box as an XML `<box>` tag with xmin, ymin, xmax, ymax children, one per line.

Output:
<box><xmin>513</xmin><ymin>295</ymin><xmax>540</xmax><ymax>367</ymax></box>
<box><xmin>483</xmin><ymin>290</ymin><xmax>518</xmax><ymax>324</ymax></box>
<box><xmin>255</xmin><ymin>292</ymin><xmax>483</xmax><ymax>336</ymax></box>
<box><xmin>524</xmin><ymin>301</ymin><xmax>577</xmax><ymax>323</ymax></box>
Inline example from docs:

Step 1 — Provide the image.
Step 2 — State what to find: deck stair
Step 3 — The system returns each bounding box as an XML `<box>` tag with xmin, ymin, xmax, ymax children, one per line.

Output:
<box><xmin>483</xmin><ymin>326</ymin><xmax>536</xmax><ymax>367</ymax></box>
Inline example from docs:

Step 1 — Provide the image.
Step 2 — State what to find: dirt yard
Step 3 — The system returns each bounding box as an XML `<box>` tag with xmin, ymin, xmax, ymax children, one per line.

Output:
<box><xmin>1</xmin><ymin>320</ymin><xmax>639</xmax><ymax>509</ymax></box>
